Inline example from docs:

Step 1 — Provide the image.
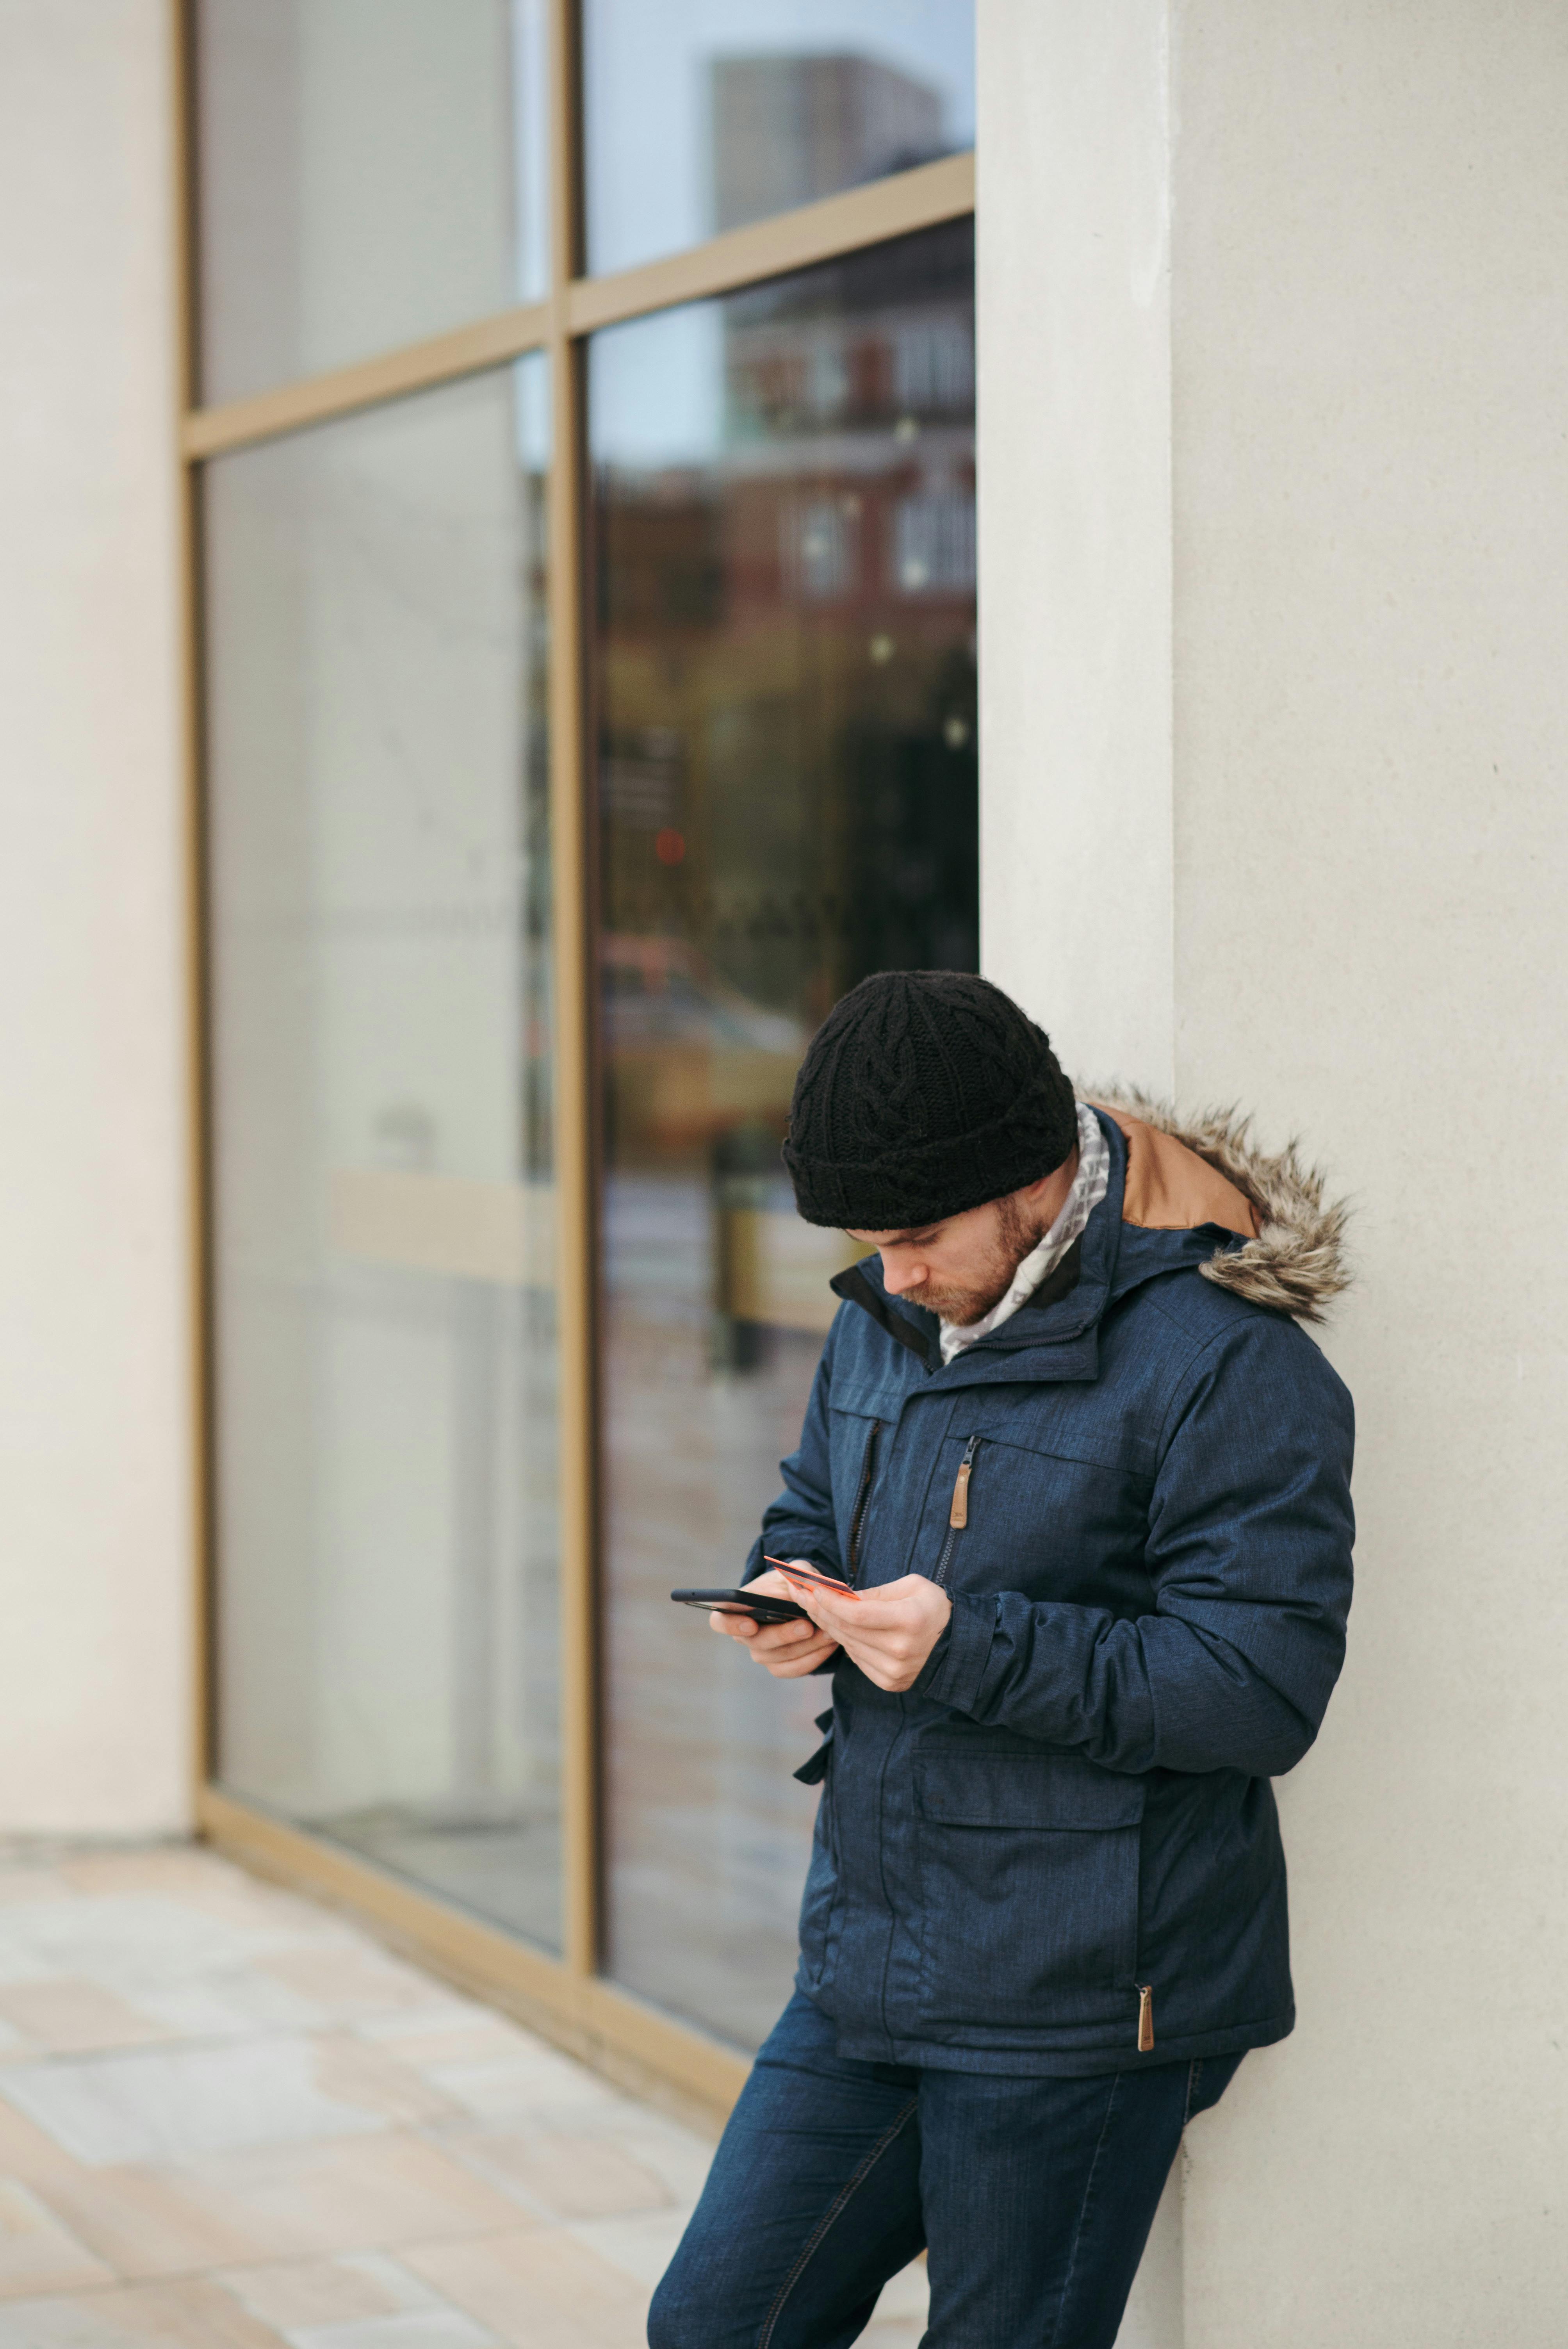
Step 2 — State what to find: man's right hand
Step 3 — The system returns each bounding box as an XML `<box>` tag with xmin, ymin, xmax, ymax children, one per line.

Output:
<box><xmin>710</xmin><ymin>1567</ymin><xmax>841</xmax><ymax>1678</ymax></box>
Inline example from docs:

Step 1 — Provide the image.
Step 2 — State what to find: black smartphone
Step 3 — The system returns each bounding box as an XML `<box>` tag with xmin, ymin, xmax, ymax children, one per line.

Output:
<box><xmin>670</xmin><ymin>1587</ymin><xmax>809</xmax><ymax>1624</ymax></box>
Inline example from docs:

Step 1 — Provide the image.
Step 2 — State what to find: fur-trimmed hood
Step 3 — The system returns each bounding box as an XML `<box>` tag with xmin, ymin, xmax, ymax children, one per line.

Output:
<box><xmin>1089</xmin><ymin>1089</ymin><xmax>1352</xmax><ymax>1326</ymax></box>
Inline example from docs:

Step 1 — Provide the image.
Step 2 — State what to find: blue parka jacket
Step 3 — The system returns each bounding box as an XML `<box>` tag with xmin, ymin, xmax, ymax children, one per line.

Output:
<box><xmin>746</xmin><ymin>1104</ymin><xmax>1354</xmax><ymax>2074</ymax></box>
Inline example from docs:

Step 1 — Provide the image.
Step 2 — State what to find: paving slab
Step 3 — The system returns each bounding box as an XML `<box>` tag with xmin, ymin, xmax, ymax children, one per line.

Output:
<box><xmin>0</xmin><ymin>1845</ymin><xmax>929</xmax><ymax>2345</ymax></box>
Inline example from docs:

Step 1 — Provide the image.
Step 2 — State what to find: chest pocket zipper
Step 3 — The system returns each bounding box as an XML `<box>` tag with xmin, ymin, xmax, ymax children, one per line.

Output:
<box><xmin>847</xmin><ymin>1421</ymin><xmax>881</xmax><ymax>1586</ymax></box>
<box><xmin>932</xmin><ymin>1434</ymin><xmax>983</xmax><ymax>1588</ymax></box>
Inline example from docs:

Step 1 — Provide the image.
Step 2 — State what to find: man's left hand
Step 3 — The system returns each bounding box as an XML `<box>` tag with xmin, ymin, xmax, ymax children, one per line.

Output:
<box><xmin>784</xmin><ymin>1573</ymin><xmax>952</xmax><ymax>1694</ymax></box>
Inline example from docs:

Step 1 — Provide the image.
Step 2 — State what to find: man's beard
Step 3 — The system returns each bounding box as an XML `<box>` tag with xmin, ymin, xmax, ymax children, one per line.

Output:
<box><xmin>900</xmin><ymin>1192</ymin><xmax>1047</xmax><ymax>1326</ymax></box>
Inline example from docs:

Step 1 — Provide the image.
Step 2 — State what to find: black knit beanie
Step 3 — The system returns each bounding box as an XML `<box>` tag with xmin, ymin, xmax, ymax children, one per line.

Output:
<box><xmin>782</xmin><ymin>971</ymin><xmax>1079</xmax><ymax>1230</ymax></box>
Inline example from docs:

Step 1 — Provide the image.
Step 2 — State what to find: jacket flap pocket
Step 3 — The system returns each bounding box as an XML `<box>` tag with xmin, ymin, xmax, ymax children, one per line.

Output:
<box><xmin>916</xmin><ymin>1754</ymin><xmax>1144</xmax><ymax>1831</ymax></box>
<box><xmin>828</xmin><ymin>1378</ymin><xmax>900</xmax><ymax>1422</ymax></box>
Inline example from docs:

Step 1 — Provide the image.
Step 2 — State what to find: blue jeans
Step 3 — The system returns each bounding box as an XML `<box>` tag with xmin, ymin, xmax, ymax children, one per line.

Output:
<box><xmin>649</xmin><ymin>1991</ymin><xmax>1241</xmax><ymax>2349</ymax></box>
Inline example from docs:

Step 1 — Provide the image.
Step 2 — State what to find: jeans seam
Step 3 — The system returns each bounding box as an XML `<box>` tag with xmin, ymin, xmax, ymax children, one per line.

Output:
<box><xmin>754</xmin><ymin>2095</ymin><xmax>919</xmax><ymax>2349</ymax></box>
<box><xmin>1046</xmin><ymin>2073</ymin><xmax>1122</xmax><ymax>2349</ymax></box>
<box><xmin>1183</xmin><ymin>2059</ymin><xmax>1202</xmax><ymax>2127</ymax></box>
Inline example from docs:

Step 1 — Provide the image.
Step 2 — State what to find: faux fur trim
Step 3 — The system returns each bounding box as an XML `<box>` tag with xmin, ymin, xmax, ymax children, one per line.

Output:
<box><xmin>1088</xmin><ymin>1087</ymin><xmax>1352</xmax><ymax>1324</ymax></box>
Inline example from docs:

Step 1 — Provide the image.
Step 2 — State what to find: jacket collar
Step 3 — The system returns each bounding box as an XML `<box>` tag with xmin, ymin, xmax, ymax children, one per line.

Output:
<box><xmin>828</xmin><ymin>1114</ymin><xmax>1127</xmax><ymax>1383</ymax></box>
<box><xmin>829</xmin><ymin>1112</ymin><xmax>1249</xmax><ymax>1387</ymax></box>
<box><xmin>828</xmin><ymin>1260</ymin><xmax>935</xmax><ymax>1365</ymax></box>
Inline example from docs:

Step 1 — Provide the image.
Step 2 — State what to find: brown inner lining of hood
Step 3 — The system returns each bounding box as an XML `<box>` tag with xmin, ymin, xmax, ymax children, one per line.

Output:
<box><xmin>1091</xmin><ymin>1106</ymin><xmax>1260</xmax><ymax>1239</ymax></box>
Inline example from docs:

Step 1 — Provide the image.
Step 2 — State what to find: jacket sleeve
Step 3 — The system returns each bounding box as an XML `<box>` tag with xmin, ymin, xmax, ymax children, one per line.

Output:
<box><xmin>917</xmin><ymin>1313</ymin><xmax>1355</xmax><ymax>1776</ymax></box>
<box><xmin>743</xmin><ymin>1318</ymin><xmax>845</xmax><ymax>1584</ymax></box>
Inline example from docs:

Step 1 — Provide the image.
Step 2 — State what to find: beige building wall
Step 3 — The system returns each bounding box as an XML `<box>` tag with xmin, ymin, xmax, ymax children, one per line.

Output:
<box><xmin>977</xmin><ymin>0</ymin><xmax>1174</xmax><ymax>1097</ymax></box>
<box><xmin>9</xmin><ymin>1</ymin><xmax>1566</xmax><ymax>2327</ymax></box>
<box><xmin>0</xmin><ymin>0</ymin><xmax>192</xmax><ymax>1833</ymax></box>
<box><xmin>980</xmin><ymin>0</ymin><xmax>1568</xmax><ymax>2342</ymax></box>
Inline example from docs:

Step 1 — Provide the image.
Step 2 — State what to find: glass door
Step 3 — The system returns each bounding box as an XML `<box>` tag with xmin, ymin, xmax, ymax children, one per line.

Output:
<box><xmin>205</xmin><ymin>360</ymin><xmax>563</xmax><ymax>1950</ymax></box>
<box><xmin>590</xmin><ymin>219</ymin><xmax>978</xmax><ymax>2048</ymax></box>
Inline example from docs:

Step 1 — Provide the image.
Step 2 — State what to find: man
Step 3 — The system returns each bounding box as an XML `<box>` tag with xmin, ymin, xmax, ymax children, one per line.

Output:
<box><xmin>650</xmin><ymin>971</ymin><xmax>1353</xmax><ymax>2349</ymax></box>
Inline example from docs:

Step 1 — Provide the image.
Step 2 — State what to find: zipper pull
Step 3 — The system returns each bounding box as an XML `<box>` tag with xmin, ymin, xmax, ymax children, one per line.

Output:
<box><xmin>1137</xmin><ymin>1985</ymin><xmax>1155</xmax><ymax>2053</ymax></box>
<box><xmin>948</xmin><ymin>1434</ymin><xmax>982</xmax><ymax>1528</ymax></box>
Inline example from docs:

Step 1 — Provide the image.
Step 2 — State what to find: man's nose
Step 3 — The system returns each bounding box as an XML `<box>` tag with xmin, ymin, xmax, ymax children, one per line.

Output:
<box><xmin>881</xmin><ymin>1253</ymin><xmax>925</xmax><ymax>1295</ymax></box>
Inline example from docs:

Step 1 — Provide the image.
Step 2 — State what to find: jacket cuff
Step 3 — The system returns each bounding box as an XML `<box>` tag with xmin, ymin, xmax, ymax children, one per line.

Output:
<box><xmin>916</xmin><ymin>1590</ymin><xmax>996</xmax><ymax>1713</ymax></box>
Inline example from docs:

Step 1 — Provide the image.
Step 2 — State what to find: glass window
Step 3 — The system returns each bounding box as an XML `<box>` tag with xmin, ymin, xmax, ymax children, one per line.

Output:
<box><xmin>590</xmin><ymin>219</ymin><xmax>977</xmax><ymax>2048</ymax></box>
<box><xmin>195</xmin><ymin>0</ymin><xmax>549</xmax><ymax>405</ymax></box>
<box><xmin>203</xmin><ymin>361</ymin><xmax>560</xmax><ymax>1952</ymax></box>
<box><xmin>584</xmin><ymin>1</ymin><xmax>974</xmax><ymax>277</ymax></box>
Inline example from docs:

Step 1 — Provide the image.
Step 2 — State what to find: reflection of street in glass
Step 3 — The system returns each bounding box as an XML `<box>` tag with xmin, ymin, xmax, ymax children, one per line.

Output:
<box><xmin>205</xmin><ymin>360</ymin><xmax>564</xmax><ymax>1955</ymax></box>
<box><xmin>604</xmin><ymin>1176</ymin><xmax>828</xmax><ymax>2050</ymax></box>
<box><xmin>591</xmin><ymin>216</ymin><xmax>976</xmax><ymax>2051</ymax></box>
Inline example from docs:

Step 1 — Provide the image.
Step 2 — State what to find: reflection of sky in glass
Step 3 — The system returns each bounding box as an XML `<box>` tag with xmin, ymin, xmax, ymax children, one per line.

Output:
<box><xmin>511</xmin><ymin>341</ymin><xmax>551</xmax><ymax>469</ymax></box>
<box><xmin>585</xmin><ymin>0</ymin><xmax>975</xmax><ymax>277</ymax></box>
<box><xmin>590</xmin><ymin>307</ymin><xmax>725</xmax><ymax>470</ymax></box>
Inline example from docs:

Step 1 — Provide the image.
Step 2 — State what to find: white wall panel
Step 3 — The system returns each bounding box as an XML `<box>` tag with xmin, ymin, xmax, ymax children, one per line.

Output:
<box><xmin>977</xmin><ymin>0</ymin><xmax>1174</xmax><ymax>1100</ymax></box>
<box><xmin>1171</xmin><ymin>4</ymin><xmax>1568</xmax><ymax>2341</ymax></box>
<box><xmin>0</xmin><ymin>1</ymin><xmax>191</xmax><ymax>1830</ymax></box>
<box><xmin>981</xmin><ymin>0</ymin><xmax>1568</xmax><ymax>2340</ymax></box>
<box><xmin>978</xmin><ymin>12</ymin><xmax>1182</xmax><ymax>2337</ymax></box>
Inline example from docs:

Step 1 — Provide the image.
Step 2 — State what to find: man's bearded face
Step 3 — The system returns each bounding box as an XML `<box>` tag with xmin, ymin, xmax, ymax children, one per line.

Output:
<box><xmin>893</xmin><ymin>1191</ymin><xmax>1046</xmax><ymax>1326</ymax></box>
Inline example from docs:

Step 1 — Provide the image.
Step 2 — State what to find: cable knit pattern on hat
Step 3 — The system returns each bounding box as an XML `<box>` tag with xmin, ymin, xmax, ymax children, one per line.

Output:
<box><xmin>782</xmin><ymin>971</ymin><xmax>1080</xmax><ymax>1230</ymax></box>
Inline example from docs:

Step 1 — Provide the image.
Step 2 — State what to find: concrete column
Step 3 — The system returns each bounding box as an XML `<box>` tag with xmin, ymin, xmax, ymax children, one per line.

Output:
<box><xmin>1171</xmin><ymin>4</ymin><xmax>1568</xmax><ymax>2342</ymax></box>
<box><xmin>0</xmin><ymin>1</ymin><xmax>192</xmax><ymax>1832</ymax></box>
<box><xmin>980</xmin><ymin>0</ymin><xmax>1568</xmax><ymax>2341</ymax></box>
<box><xmin>977</xmin><ymin>0</ymin><xmax>1175</xmax><ymax>1099</ymax></box>
<box><xmin>978</xmin><ymin>10</ymin><xmax>1178</xmax><ymax>2330</ymax></box>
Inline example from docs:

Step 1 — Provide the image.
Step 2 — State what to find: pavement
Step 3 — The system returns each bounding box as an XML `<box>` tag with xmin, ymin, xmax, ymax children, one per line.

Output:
<box><xmin>0</xmin><ymin>1843</ymin><xmax>928</xmax><ymax>2346</ymax></box>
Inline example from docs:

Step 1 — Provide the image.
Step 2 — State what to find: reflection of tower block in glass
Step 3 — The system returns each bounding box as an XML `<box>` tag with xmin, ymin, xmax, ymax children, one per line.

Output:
<box><xmin>711</xmin><ymin>54</ymin><xmax>947</xmax><ymax>237</ymax></box>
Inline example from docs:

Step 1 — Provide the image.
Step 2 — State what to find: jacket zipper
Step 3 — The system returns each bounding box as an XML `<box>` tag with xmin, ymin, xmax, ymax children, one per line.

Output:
<box><xmin>932</xmin><ymin>1434</ymin><xmax>983</xmax><ymax>1588</ymax></box>
<box><xmin>1137</xmin><ymin>1984</ymin><xmax>1155</xmax><ymax>2052</ymax></box>
<box><xmin>847</xmin><ymin>1422</ymin><xmax>881</xmax><ymax>1586</ymax></box>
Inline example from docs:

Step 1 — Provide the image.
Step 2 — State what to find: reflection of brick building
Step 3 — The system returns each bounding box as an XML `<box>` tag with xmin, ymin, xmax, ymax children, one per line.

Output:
<box><xmin>710</xmin><ymin>54</ymin><xmax>950</xmax><ymax>235</ymax></box>
<box><xmin>725</xmin><ymin>294</ymin><xmax>975</xmax><ymax>624</ymax></box>
<box><xmin>594</xmin><ymin>223</ymin><xmax>978</xmax><ymax>1169</ymax></box>
<box><xmin>595</xmin><ymin>250</ymin><xmax>975</xmax><ymax>636</ymax></box>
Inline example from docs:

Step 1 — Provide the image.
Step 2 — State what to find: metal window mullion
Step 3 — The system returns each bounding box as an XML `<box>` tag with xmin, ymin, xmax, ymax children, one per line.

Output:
<box><xmin>173</xmin><ymin>0</ymin><xmax>976</xmax><ymax>2103</ymax></box>
<box><xmin>171</xmin><ymin>0</ymin><xmax>217</xmax><ymax>1812</ymax></box>
<box><xmin>181</xmin><ymin>305</ymin><xmax>552</xmax><ymax>459</ymax></box>
<box><xmin>546</xmin><ymin>0</ymin><xmax>601</xmax><ymax>1988</ymax></box>
<box><xmin>180</xmin><ymin>156</ymin><xmax>975</xmax><ymax>459</ymax></box>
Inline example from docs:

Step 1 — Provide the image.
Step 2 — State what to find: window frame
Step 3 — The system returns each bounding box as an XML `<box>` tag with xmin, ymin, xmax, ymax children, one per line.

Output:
<box><xmin>173</xmin><ymin>0</ymin><xmax>973</xmax><ymax>2122</ymax></box>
